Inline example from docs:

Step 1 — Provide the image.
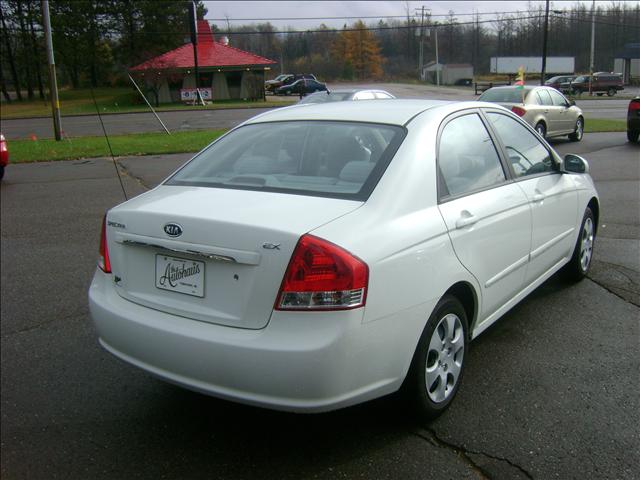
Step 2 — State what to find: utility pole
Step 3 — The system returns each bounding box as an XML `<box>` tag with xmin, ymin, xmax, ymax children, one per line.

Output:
<box><xmin>540</xmin><ymin>0</ymin><xmax>550</xmax><ymax>85</ymax></box>
<box><xmin>188</xmin><ymin>1</ymin><xmax>204</xmax><ymax>105</ymax></box>
<box><xmin>41</xmin><ymin>0</ymin><xmax>62</xmax><ymax>141</ymax></box>
<box><xmin>435</xmin><ymin>27</ymin><xmax>440</xmax><ymax>86</ymax></box>
<box><xmin>589</xmin><ymin>0</ymin><xmax>596</xmax><ymax>95</ymax></box>
<box><xmin>416</xmin><ymin>6</ymin><xmax>426</xmax><ymax>80</ymax></box>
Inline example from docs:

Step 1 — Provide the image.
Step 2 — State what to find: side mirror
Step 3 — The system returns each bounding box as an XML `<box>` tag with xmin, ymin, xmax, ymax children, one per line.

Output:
<box><xmin>564</xmin><ymin>154</ymin><xmax>589</xmax><ymax>174</ymax></box>
<box><xmin>568</xmin><ymin>99</ymin><xmax>576</xmax><ymax>106</ymax></box>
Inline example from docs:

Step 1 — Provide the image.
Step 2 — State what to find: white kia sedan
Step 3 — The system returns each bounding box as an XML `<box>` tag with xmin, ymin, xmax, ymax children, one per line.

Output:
<box><xmin>89</xmin><ymin>100</ymin><xmax>599</xmax><ymax>418</ymax></box>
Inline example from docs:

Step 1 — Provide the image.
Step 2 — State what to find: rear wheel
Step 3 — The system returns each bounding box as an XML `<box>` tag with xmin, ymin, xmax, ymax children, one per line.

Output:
<box><xmin>0</xmin><ymin>165</ymin><xmax>4</xmax><ymax>180</ymax></box>
<box><xmin>403</xmin><ymin>295</ymin><xmax>469</xmax><ymax>420</ymax></box>
<box><xmin>563</xmin><ymin>207</ymin><xmax>595</xmax><ymax>281</ymax></box>
<box><xmin>535</xmin><ymin>122</ymin><xmax>547</xmax><ymax>139</ymax></box>
<box><xmin>628</xmin><ymin>129</ymin><xmax>639</xmax><ymax>143</ymax></box>
<box><xmin>569</xmin><ymin>117</ymin><xmax>584</xmax><ymax>141</ymax></box>
<box><xmin>607</xmin><ymin>88</ymin><xmax>616</xmax><ymax>97</ymax></box>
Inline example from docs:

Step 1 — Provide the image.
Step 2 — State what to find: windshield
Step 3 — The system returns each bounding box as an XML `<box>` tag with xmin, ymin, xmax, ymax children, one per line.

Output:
<box><xmin>479</xmin><ymin>88</ymin><xmax>527</xmax><ymax>103</ymax></box>
<box><xmin>166</xmin><ymin>121</ymin><xmax>406</xmax><ymax>200</ymax></box>
<box><xmin>274</xmin><ymin>75</ymin><xmax>288</xmax><ymax>81</ymax></box>
<box><xmin>299</xmin><ymin>92</ymin><xmax>353</xmax><ymax>104</ymax></box>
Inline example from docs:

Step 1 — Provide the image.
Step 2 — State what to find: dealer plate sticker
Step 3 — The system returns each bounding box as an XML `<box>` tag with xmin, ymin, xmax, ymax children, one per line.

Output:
<box><xmin>155</xmin><ymin>255</ymin><xmax>205</xmax><ymax>297</ymax></box>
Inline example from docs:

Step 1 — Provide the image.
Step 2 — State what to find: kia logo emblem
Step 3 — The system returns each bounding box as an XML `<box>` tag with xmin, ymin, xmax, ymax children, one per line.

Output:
<box><xmin>164</xmin><ymin>223</ymin><xmax>183</xmax><ymax>237</ymax></box>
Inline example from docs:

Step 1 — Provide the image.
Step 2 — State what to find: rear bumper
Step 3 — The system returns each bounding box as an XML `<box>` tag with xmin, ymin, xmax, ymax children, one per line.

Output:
<box><xmin>89</xmin><ymin>270</ymin><xmax>411</xmax><ymax>412</ymax></box>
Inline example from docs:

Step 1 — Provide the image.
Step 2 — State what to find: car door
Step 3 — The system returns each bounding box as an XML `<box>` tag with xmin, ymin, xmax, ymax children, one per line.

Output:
<box><xmin>548</xmin><ymin>89</ymin><xmax>575</xmax><ymax>132</ymax></box>
<box><xmin>534</xmin><ymin>88</ymin><xmax>561</xmax><ymax>135</ymax></box>
<box><xmin>436</xmin><ymin>111</ymin><xmax>532</xmax><ymax>321</ymax></box>
<box><xmin>485</xmin><ymin>111</ymin><xmax>578</xmax><ymax>286</ymax></box>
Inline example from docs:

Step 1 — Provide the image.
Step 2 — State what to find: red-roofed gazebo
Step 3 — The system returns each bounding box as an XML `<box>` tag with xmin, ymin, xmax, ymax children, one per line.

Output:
<box><xmin>130</xmin><ymin>20</ymin><xmax>277</xmax><ymax>103</ymax></box>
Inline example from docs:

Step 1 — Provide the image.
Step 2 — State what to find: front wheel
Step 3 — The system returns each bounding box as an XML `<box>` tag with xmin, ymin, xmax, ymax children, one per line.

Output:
<box><xmin>562</xmin><ymin>207</ymin><xmax>596</xmax><ymax>281</ymax></box>
<box><xmin>569</xmin><ymin>117</ymin><xmax>584</xmax><ymax>142</ymax></box>
<box><xmin>402</xmin><ymin>295</ymin><xmax>469</xmax><ymax>420</ymax></box>
<box><xmin>607</xmin><ymin>88</ymin><xmax>616</xmax><ymax>97</ymax></box>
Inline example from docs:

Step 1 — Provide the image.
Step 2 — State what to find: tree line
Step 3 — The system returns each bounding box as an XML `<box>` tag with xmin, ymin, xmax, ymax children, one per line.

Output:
<box><xmin>1</xmin><ymin>1</ymin><xmax>639</xmax><ymax>102</ymax></box>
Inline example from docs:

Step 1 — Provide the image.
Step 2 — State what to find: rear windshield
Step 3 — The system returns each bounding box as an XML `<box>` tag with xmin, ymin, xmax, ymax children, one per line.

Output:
<box><xmin>166</xmin><ymin>121</ymin><xmax>406</xmax><ymax>201</ymax></box>
<box><xmin>479</xmin><ymin>89</ymin><xmax>526</xmax><ymax>103</ymax></box>
<box><xmin>299</xmin><ymin>92</ymin><xmax>352</xmax><ymax>104</ymax></box>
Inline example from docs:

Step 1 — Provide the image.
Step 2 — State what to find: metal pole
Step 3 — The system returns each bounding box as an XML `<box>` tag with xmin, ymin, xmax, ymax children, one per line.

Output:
<box><xmin>188</xmin><ymin>1</ymin><xmax>204</xmax><ymax>105</ymax></box>
<box><xmin>435</xmin><ymin>27</ymin><xmax>440</xmax><ymax>86</ymax></box>
<box><xmin>41</xmin><ymin>0</ymin><xmax>61</xmax><ymax>141</ymax></box>
<box><xmin>418</xmin><ymin>6</ymin><xmax>425</xmax><ymax>80</ymax></box>
<box><xmin>127</xmin><ymin>74</ymin><xmax>171</xmax><ymax>135</ymax></box>
<box><xmin>589</xmin><ymin>0</ymin><xmax>595</xmax><ymax>95</ymax></box>
<box><xmin>540</xmin><ymin>0</ymin><xmax>550</xmax><ymax>85</ymax></box>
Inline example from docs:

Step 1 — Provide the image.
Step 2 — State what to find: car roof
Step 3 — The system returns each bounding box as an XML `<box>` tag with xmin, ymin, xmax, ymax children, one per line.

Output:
<box><xmin>245</xmin><ymin>99</ymin><xmax>463</xmax><ymax>126</ymax></box>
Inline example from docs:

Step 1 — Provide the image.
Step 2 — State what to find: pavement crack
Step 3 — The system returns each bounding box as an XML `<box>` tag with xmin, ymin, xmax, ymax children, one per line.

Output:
<box><xmin>1</xmin><ymin>310</ymin><xmax>87</xmax><ymax>338</ymax></box>
<box><xmin>413</xmin><ymin>428</ymin><xmax>534</xmax><ymax>480</ymax></box>
<box><xmin>114</xmin><ymin>158</ymin><xmax>151</xmax><ymax>190</ymax></box>
<box><xmin>586</xmin><ymin>276</ymin><xmax>640</xmax><ymax>307</ymax></box>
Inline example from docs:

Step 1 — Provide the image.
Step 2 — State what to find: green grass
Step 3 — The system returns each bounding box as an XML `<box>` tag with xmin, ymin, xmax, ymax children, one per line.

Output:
<box><xmin>0</xmin><ymin>87</ymin><xmax>293</xmax><ymax>119</ymax></box>
<box><xmin>10</xmin><ymin>129</ymin><xmax>227</xmax><ymax>163</ymax></box>
<box><xmin>8</xmin><ymin>117</ymin><xmax>626</xmax><ymax>163</ymax></box>
<box><xmin>584</xmin><ymin>118</ymin><xmax>626</xmax><ymax>132</ymax></box>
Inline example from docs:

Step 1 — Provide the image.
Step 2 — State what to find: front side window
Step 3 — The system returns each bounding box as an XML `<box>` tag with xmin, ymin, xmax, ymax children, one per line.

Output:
<box><xmin>486</xmin><ymin>112</ymin><xmax>554</xmax><ymax>178</ymax></box>
<box><xmin>438</xmin><ymin>113</ymin><xmax>506</xmax><ymax>198</ymax></box>
<box><xmin>166</xmin><ymin>121</ymin><xmax>405</xmax><ymax>200</ymax></box>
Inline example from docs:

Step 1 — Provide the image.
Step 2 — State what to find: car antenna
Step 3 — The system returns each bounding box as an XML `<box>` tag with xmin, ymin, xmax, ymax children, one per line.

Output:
<box><xmin>90</xmin><ymin>87</ymin><xmax>128</xmax><ymax>201</ymax></box>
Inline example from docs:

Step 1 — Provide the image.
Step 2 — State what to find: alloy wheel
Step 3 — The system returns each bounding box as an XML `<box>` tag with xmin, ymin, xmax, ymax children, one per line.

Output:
<box><xmin>580</xmin><ymin>217</ymin><xmax>594</xmax><ymax>272</ymax></box>
<box><xmin>425</xmin><ymin>313</ymin><xmax>464</xmax><ymax>403</ymax></box>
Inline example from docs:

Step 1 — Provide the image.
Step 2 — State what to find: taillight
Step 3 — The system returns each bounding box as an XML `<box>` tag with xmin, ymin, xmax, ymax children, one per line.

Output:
<box><xmin>629</xmin><ymin>101</ymin><xmax>640</xmax><ymax>112</ymax></box>
<box><xmin>511</xmin><ymin>106</ymin><xmax>526</xmax><ymax>117</ymax></box>
<box><xmin>98</xmin><ymin>215</ymin><xmax>111</xmax><ymax>273</ymax></box>
<box><xmin>275</xmin><ymin>234</ymin><xmax>368</xmax><ymax>311</ymax></box>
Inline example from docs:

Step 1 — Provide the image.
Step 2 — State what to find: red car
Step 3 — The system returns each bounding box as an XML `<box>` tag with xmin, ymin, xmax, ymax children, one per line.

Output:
<box><xmin>628</xmin><ymin>97</ymin><xmax>640</xmax><ymax>143</ymax></box>
<box><xmin>0</xmin><ymin>134</ymin><xmax>8</xmax><ymax>180</ymax></box>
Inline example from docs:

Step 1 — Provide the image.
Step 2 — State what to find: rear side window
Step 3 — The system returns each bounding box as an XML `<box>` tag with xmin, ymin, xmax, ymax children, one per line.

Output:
<box><xmin>166</xmin><ymin>121</ymin><xmax>406</xmax><ymax>201</ymax></box>
<box><xmin>536</xmin><ymin>90</ymin><xmax>553</xmax><ymax>106</ymax></box>
<box><xmin>438</xmin><ymin>113</ymin><xmax>506</xmax><ymax>198</ymax></box>
<box><xmin>486</xmin><ymin>113</ymin><xmax>554</xmax><ymax>178</ymax></box>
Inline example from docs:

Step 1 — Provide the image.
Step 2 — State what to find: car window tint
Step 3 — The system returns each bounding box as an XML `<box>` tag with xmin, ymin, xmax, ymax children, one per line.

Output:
<box><xmin>166</xmin><ymin>121</ymin><xmax>405</xmax><ymax>201</ymax></box>
<box><xmin>479</xmin><ymin>89</ymin><xmax>524</xmax><ymax>103</ymax></box>
<box><xmin>486</xmin><ymin>113</ymin><xmax>554</xmax><ymax>178</ymax></box>
<box><xmin>549</xmin><ymin>90</ymin><xmax>567</xmax><ymax>106</ymax></box>
<box><xmin>438</xmin><ymin>114</ymin><xmax>506</xmax><ymax>198</ymax></box>
<box><xmin>536</xmin><ymin>89</ymin><xmax>553</xmax><ymax>106</ymax></box>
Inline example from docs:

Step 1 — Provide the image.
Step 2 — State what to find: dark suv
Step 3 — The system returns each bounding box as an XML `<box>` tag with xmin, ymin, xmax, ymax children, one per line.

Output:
<box><xmin>570</xmin><ymin>73</ymin><xmax>624</xmax><ymax>96</ymax></box>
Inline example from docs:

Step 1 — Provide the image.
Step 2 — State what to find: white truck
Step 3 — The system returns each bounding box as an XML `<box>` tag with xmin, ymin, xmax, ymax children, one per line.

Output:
<box><xmin>490</xmin><ymin>57</ymin><xmax>575</xmax><ymax>75</ymax></box>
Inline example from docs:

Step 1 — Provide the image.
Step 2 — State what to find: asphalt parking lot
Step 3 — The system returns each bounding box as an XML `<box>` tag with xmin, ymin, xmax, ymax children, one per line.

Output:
<box><xmin>1</xmin><ymin>131</ymin><xmax>638</xmax><ymax>479</ymax></box>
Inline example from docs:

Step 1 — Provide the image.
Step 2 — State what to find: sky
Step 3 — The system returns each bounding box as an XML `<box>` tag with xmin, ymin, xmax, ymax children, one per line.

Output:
<box><xmin>203</xmin><ymin>1</ymin><xmax>639</xmax><ymax>30</ymax></box>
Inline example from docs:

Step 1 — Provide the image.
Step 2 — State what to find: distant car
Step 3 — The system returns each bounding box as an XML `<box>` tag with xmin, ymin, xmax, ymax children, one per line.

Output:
<box><xmin>0</xmin><ymin>133</ymin><xmax>8</xmax><ymax>180</ymax></box>
<box><xmin>544</xmin><ymin>75</ymin><xmax>576</xmax><ymax>93</ymax></box>
<box><xmin>570</xmin><ymin>73</ymin><xmax>624</xmax><ymax>96</ymax></box>
<box><xmin>628</xmin><ymin>97</ymin><xmax>640</xmax><ymax>143</ymax></box>
<box><xmin>298</xmin><ymin>89</ymin><xmax>395</xmax><ymax>104</ymax></box>
<box><xmin>264</xmin><ymin>74</ymin><xmax>293</xmax><ymax>94</ymax></box>
<box><xmin>479</xmin><ymin>86</ymin><xmax>584</xmax><ymax>141</ymax></box>
<box><xmin>275</xmin><ymin>79</ymin><xmax>327</xmax><ymax>96</ymax></box>
<box><xmin>265</xmin><ymin>74</ymin><xmax>317</xmax><ymax>94</ymax></box>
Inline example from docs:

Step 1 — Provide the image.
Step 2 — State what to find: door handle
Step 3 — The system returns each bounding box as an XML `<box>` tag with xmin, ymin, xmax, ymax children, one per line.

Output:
<box><xmin>532</xmin><ymin>193</ymin><xmax>545</xmax><ymax>203</ymax></box>
<box><xmin>543</xmin><ymin>109</ymin><xmax>549</xmax><ymax>113</ymax></box>
<box><xmin>456</xmin><ymin>211</ymin><xmax>478</xmax><ymax>229</ymax></box>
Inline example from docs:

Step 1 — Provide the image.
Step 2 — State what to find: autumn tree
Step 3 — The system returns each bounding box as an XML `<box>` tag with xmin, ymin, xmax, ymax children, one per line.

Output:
<box><xmin>331</xmin><ymin>21</ymin><xmax>384</xmax><ymax>80</ymax></box>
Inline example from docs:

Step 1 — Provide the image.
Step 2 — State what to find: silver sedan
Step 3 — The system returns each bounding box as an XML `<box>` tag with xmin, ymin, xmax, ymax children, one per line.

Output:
<box><xmin>479</xmin><ymin>85</ymin><xmax>584</xmax><ymax>141</ymax></box>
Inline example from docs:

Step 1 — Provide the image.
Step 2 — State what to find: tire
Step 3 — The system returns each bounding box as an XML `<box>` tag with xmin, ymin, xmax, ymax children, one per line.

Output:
<box><xmin>535</xmin><ymin>122</ymin><xmax>547</xmax><ymax>139</ymax></box>
<box><xmin>596</xmin><ymin>93</ymin><xmax>603</xmax><ymax>97</ymax></box>
<box><xmin>628</xmin><ymin>129</ymin><xmax>640</xmax><ymax>143</ymax></box>
<box><xmin>607</xmin><ymin>88</ymin><xmax>616</xmax><ymax>97</ymax></box>
<box><xmin>569</xmin><ymin>117</ymin><xmax>584</xmax><ymax>142</ymax></box>
<box><xmin>562</xmin><ymin>207</ymin><xmax>596</xmax><ymax>282</ymax></box>
<box><xmin>0</xmin><ymin>165</ymin><xmax>4</xmax><ymax>180</ymax></box>
<box><xmin>402</xmin><ymin>295</ymin><xmax>469</xmax><ymax>420</ymax></box>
